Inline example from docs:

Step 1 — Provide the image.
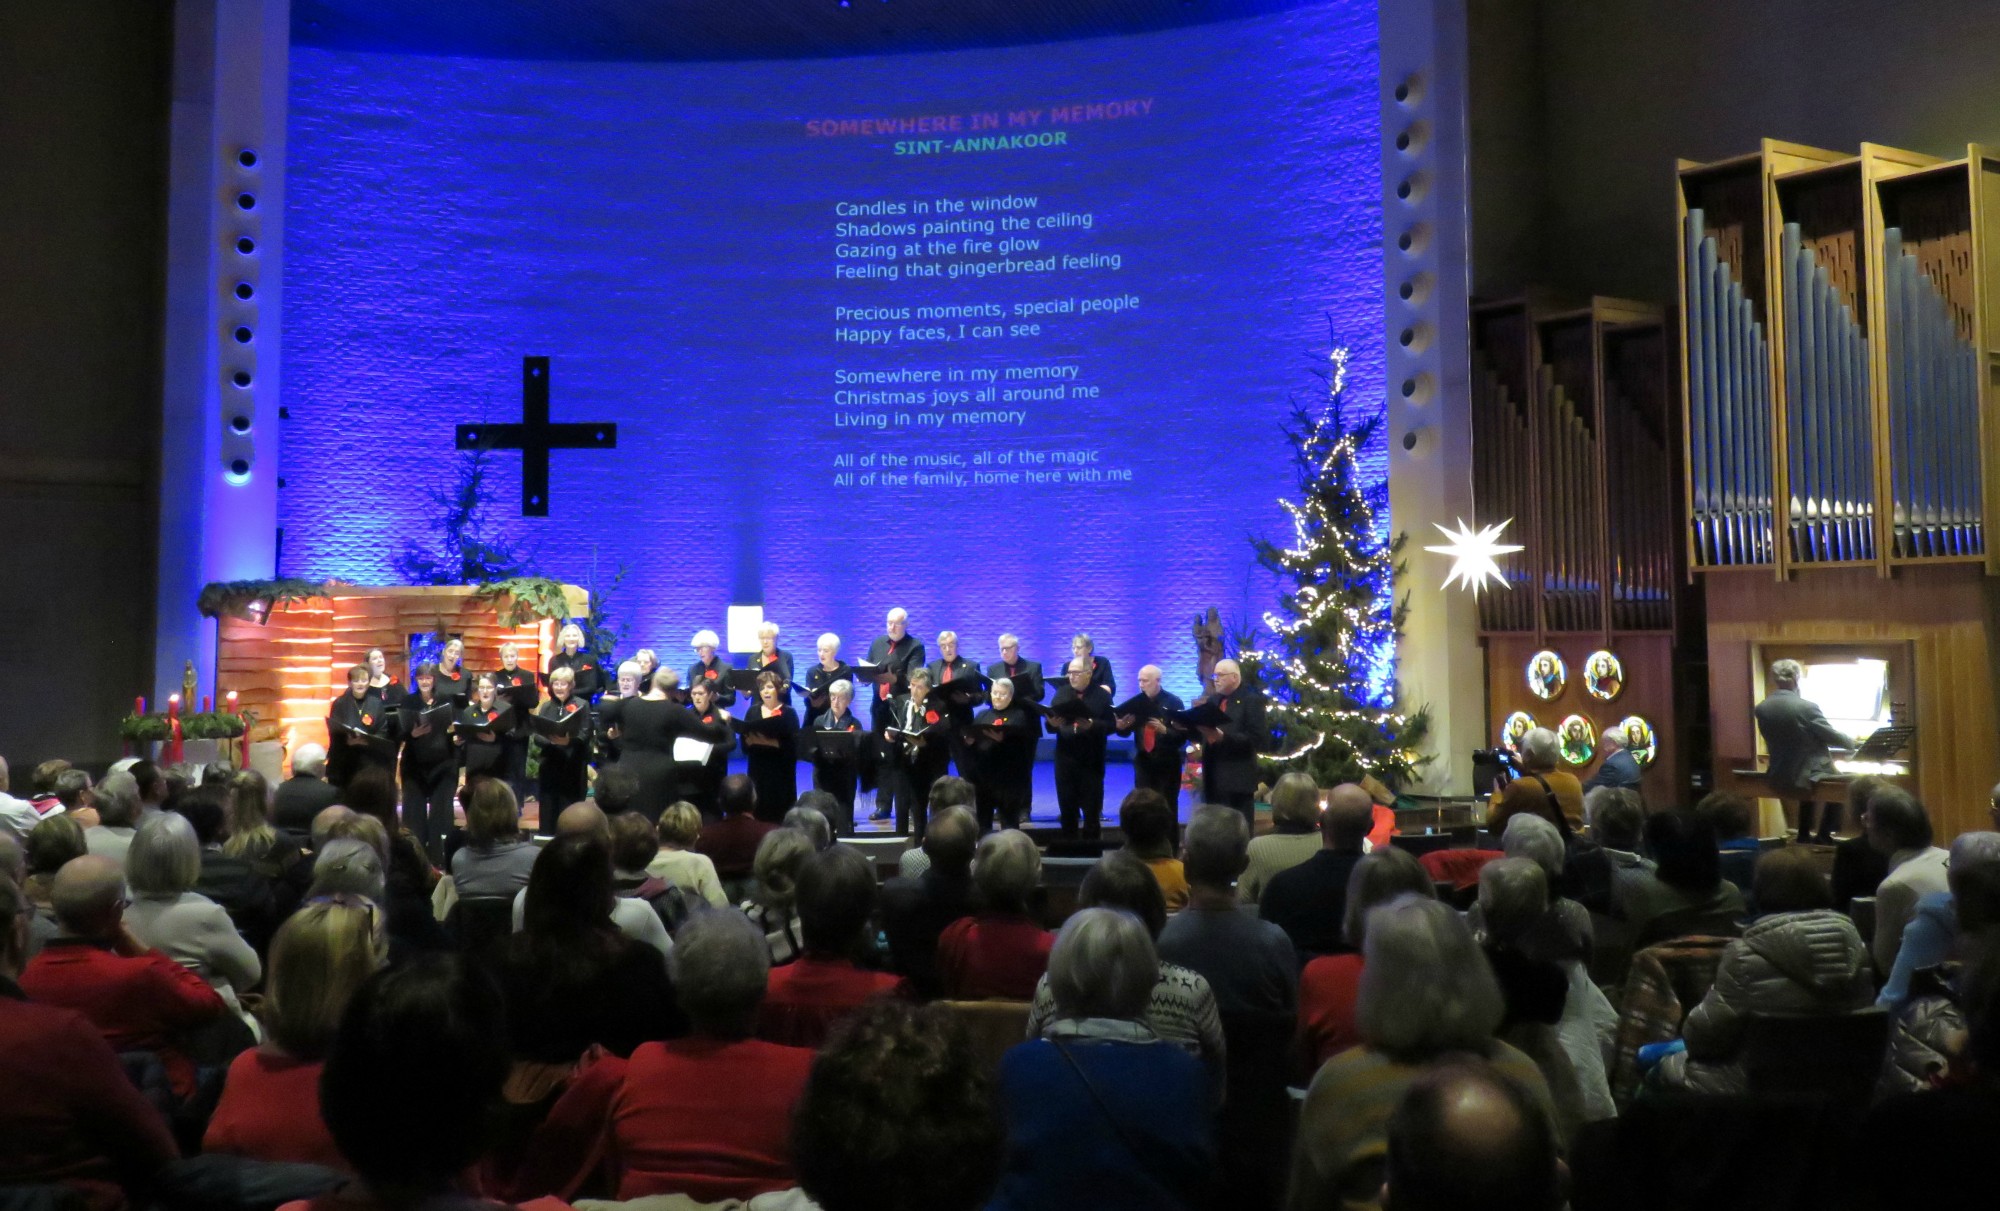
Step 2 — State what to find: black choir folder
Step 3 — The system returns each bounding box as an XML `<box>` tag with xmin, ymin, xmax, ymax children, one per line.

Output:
<box><xmin>530</xmin><ymin>707</ymin><xmax>590</xmax><ymax>738</ymax></box>
<box><xmin>1165</xmin><ymin>701</ymin><xmax>1231</xmax><ymax>730</ymax></box>
<box><xmin>1114</xmin><ymin>693</ymin><xmax>1163</xmax><ymax>721</ymax></box>
<box><xmin>854</xmin><ymin>661</ymin><xmax>901</xmax><ymax>683</ymax></box>
<box><xmin>931</xmin><ymin>674</ymin><xmax>989</xmax><ymax>709</ymax></box>
<box><xmin>808</xmin><ymin>729</ymin><xmax>864</xmax><ymax>760</ymax></box>
<box><xmin>735</xmin><ymin>709</ymin><xmax>793</xmax><ymax>738</ymax></box>
<box><xmin>1046</xmin><ymin>695</ymin><xmax>1101</xmax><ymax>723</ymax></box>
<box><xmin>404</xmin><ymin>702</ymin><xmax>456</xmax><ymax>732</ymax></box>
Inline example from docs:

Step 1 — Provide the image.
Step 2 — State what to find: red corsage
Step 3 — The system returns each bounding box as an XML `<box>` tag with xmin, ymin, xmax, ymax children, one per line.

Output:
<box><xmin>563</xmin><ymin>702</ymin><xmax>579</xmax><ymax>715</ymax></box>
<box><xmin>925</xmin><ymin>710</ymin><xmax>940</xmax><ymax>725</ymax></box>
<box><xmin>361</xmin><ymin>714</ymin><xmax>374</xmax><ymax>726</ymax></box>
<box><xmin>704</xmin><ymin>669</ymin><xmax>718</xmax><ymax>680</ymax></box>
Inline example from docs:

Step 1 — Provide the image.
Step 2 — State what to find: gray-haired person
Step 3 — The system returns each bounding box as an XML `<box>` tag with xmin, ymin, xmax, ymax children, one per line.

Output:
<box><xmin>1754</xmin><ymin>659</ymin><xmax>1852</xmax><ymax>843</ymax></box>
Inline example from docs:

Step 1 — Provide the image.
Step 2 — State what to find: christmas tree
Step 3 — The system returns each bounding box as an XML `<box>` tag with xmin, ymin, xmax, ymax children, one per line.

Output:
<box><xmin>1239</xmin><ymin>346</ymin><xmax>1430</xmax><ymax>788</ymax></box>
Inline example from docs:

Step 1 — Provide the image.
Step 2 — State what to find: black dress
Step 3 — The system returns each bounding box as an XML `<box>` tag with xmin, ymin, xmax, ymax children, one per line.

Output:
<box><xmin>686</xmin><ymin>657</ymin><xmax>738</xmax><ymax>709</ymax></box>
<box><xmin>546</xmin><ymin>650</ymin><xmax>607</xmax><ymax>702</ymax></box>
<box><xmin>618</xmin><ymin>697</ymin><xmax>729</xmax><ymax>821</ymax></box>
<box><xmin>881</xmin><ymin>693</ymin><xmax>951</xmax><ymax>835</ymax></box>
<box><xmin>802</xmin><ymin>661</ymin><xmax>856</xmax><ymax>724</ymax></box>
<box><xmin>433</xmin><ymin>665</ymin><xmax>472</xmax><ymax>710</ymax></box>
<box><xmin>741</xmin><ymin>702</ymin><xmax>800</xmax><ymax>823</ymax></box>
<box><xmin>806</xmin><ymin>708</ymin><xmax>868</xmax><ymax>833</ymax></box>
<box><xmin>398</xmin><ymin>692</ymin><xmax>458</xmax><ymax>859</ymax></box>
<box><xmin>969</xmin><ymin>705</ymin><xmax>1039</xmax><ymax>831</ymax></box>
<box><xmin>459</xmin><ymin>702</ymin><xmax>514</xmax><ymax>780</ymax></box>
<box><xmin>327</xmin><ymin>689</ymin><xmax>395</xmax><ymax>788</ymax></box>
<box><xmin>493</xmin><ymin>666</ymin><xmax>540</xmax><ymax>803</ymax></box>
<box><xmin>678</xmin><ymin>707</ymin><xmax>736</xmax><ymax>817</ymax></box>
<box><xmin>534</xmin><ymin>694</ymin><xmax>592</xmax><ymax>819</ymax></box>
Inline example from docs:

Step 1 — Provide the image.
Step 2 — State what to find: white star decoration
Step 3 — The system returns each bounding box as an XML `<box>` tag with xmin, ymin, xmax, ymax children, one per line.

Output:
<box><xmin>1424</xmin><ymin>519</ymin><xmax>1522</xmax><ymax>594</ymax></box>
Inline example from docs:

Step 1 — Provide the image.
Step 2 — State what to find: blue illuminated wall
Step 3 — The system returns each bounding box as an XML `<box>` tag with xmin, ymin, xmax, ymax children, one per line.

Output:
<box><xmin>280</xmin><ymin>1</ymin><xmax>1383</xmax><ymax>698</ymax></box>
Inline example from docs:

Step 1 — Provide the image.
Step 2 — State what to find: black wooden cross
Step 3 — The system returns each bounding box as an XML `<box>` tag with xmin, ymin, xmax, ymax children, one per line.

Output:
<box><xmin>456</xmin><ymin>356</ymin><xmax>617</xmax><ymax>516</ymax></box>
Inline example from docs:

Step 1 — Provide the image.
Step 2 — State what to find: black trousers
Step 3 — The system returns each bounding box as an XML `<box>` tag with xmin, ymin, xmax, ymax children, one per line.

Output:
<box><xmin>401</xmin><ymin>760</ymin><xmax>456</xmax><ymax>861</ymax></box>
<box><xmin>536</xmin><ymin>746</ymin><xmax>588</xmax><ymax>831</ymax></box>
<box><xmin>1132</xmin><ymin>757</ymin><xmax>1185</xmax><ymax>810</ymax></box>
<box><xmin>1796</xmin><ymin>799</ymin><xmax>1840</xmax><ymax>841</ymax></box>
<box><xmin>884</xmin><ymin>752</ymin><xmax>949</xmax><ymax>835</ymax></box>
<box><xmin>1055</xmin><ymin>750</ymin><xmax>1106</xmax><ymax>837</ymax></box>
<box><xmin>503</xmin><ymin>735</ymin><xmax>532</xmax><ymax>808</ymax></box>
<box><xmin>813</xmin><ymin>762</ymin><xmax>858</xmax><ymax>833</ymax></box>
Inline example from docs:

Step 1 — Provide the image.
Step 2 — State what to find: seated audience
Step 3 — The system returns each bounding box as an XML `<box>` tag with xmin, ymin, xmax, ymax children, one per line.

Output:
<box><xmin>1476</xmin><ymin>858</ymin><xmax>1611</xmax><ymax>1131</ymax></box>
<box><xmin>1830</xmin><ymin>774</ymin><xmax>1893</xmax><ymax>913</ymax></box>
<box><xmin>449</xmin><ymin>779</ymin><xmax>539</xmax><ymax>899</ymax></box>
<box><xmin>1382</xmin><ymin>1060</ymin><xmax>1564</xmax><ymax>1211</ymax></box>
<box><xmin>761</xmin><ymin>845</ymin><xmax>904</xmax><ymax>1046</ymax></box>
<box><xmin>24</xmin><ymin>812</ymin><xmax>87</xmax><ymax>926</ymax></box>
<box><xmin>1580</xmin><ymin>728</ymin><xmax>1641</xmax><ymax>793</ymax></box>
<box><xmin>1695</xmin><ymin>790</ymin><xmax>1762</xmax><ymax>896</ymax></box>
<box><xmin>307</xmin><ymin>956</ymin><xmax>513</xmax><ymax>1211</ymax></box>
<box><xmin>1621</xmin><ymin>809</ymin><xmax>1746</xmax><ymax>945</ymax></box>
<box><xmin>20</xmin><ymin>855</ymin><xmax>229</xmax><ymax>1099</ymax></box>
<box><xmin>1880</xmin><ymin>830</ymin><xmax>2000</xmax><ymax>1008</ymax></box>
<box><xmin>204</xmin><ymin>893</ymin><xmax>386</xmax><ymax>1169</ymax></box>
<box><xmin>43</xmin><ymin>766</ymin><xmax>100</xmax><ymax>830</ymax></box>
<box><xmin>123</xmin><ymin>812</ymin><xmax>261</xmax><ymax>1013</ymax></box>
<box><xmin>1116</xmin><ymin>788</ymin><xmax>1188</xmax><ymax>912</ymax></box>
<box><xmin>1564</xmin><ymin>787</ymin><xmax>1653</xmax><ymax>917</ymax></box>
<box><xmin>0</xmin><ymin>834</ymin><xmax>55</xmax><ymax>958</ymax></box>
<box><xmin>784</xmin><ymin>801</ymin><xmax>835</xmax><ymax>851</ymax></box>
<box><xmin>223</xmin><ymin>768</ymin><xmax>313</xmax><ymax>918</ymax></box>
<box><xmin>1025</xmin><ymin>851</ymin><xmax>1225</xmax><ymax>1085</ymax></box>
<box><xmin>0</xmin><ymin>872</ymin><xmax>180</xmax><ymax>1211</ymax></box>
<box><xmin>336</xmin><ymin>766</ymin><xmax>439</xmax><ymax>900</ymax></box>
<box><xmin>1469</xmin><ymin>814</ymin><xmax>1595</xmax><ymax>964</ymax></box>
<box><xmin>645</xmin><ymin>800</ymin><xmax>729</xmax><ymax>909</ymax></box>
<box><xmin>896</xmin><ymin>776</ymin><xmax>978</xmax><ymax>878</ymax></box>
<box><xmin>309</xmin><ymin>804</ymin><xmax>356</xmax><ymax>851</ymax></box>
<box><xmin>990</xmin><ymin>908</ymin><xmax>1215</xmax><ymax>1211</ymax></box>
<box><xmin>1487</xmin><ymin>728</ymin><xmax>1583</xmax><ymax>833</ymax></box>
<box><xmin>84</xmin><ymin>771</ymin><xmax>141</xmax><ymax>864</ymax></box>
<box><xmin>1868</xmin><ymin>786</ymin><xmax>1950</xmax><ymax>978</ymax></box>
<box><xmin>1655</xmin><ymin>846</ymin><xmax>1874</xmax><ymax>1094</ymax></box>
<box><xmin>1159</xmin><ymin>805</ymin><xmax>1298</xmax><ymax>1018</ymax></box>
<box><xmin>1259</xmin><ymin>782</ymin><xmax>1375</xmax><ymax>960</ymax></box>
<box><xmin>0</xmin><ymin>753</ymin><xmax>39</xmax><ymax>843</ymax></box>
<box><xmin>493</xmin><ymin>833</ymin><xmax>680</xmax><ymax>1063</ymax></box>
<box><xmin>1299</xmin><ymin>845</ymin><xmax>1435</xmax><ymax>1066</ymax></box>
<box><xmin>314</xmin><ymin>825</ymin><xmax>445</xmax><ymax>963</ymax></box>
<box><xmin>175</xmin><ymin>785</ymin><xmax>280</xmax><ymax>952</ymax></box>
<box><xmin>611</xmin><ymin>910</ymin><xmax>814</xmax><ymax>1201</ymax></box>
<box><xmin>508</xmin><ymin>803</ymin><xmax>673</xmax><ymax>958</ymax></box>
<box><xmin>311</xmin><ymin>838</ymin><xmax>387</xmax><ymax>902</ymax></box>
<box><xmin>880</xmin><ymin>804</ymin><xmax>981</xmax><ymax>998</ymax></box>
<box><xmin>938</xmin><ymin>829</ymin><xmax>1054</xmax><ymax>1000</ymax></box>
<box><xmin>792</xmin><ymin>1000</ymin><xmax>1004</xmax><ymax>1211</ymax></box>
<box><xmin>608</xmin><ymin>811</ymin><xmax>688</xmax><ymax>926</ymax></box>
<box><xmin>697</xmin><ymin>774</ymin><xmax>775</xmax><ymax>888</ymax></box>
<box><xmin>1240</xmin><ymin>770</ymin><xmax>1325</xmax><ymax>905</ymax></box>
<box><xmin>741</xmin><ymin>827</ymin><xmax>812</xmax><ymax>964</ymax></box>
<box><xmin>274</xmin><ymin>743</ymin><xmax>342</xmax><ymax>833</ymax></box>
<box><xmin>1286</xmin><ymin>895</ymin><xmax>1557</xmax><ymax>1211</ymax></box>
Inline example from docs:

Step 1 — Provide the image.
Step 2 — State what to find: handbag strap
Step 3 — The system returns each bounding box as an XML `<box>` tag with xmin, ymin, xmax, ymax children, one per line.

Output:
<box><xmin>1048</xmin><ymin>1037</ymin><xmax>1175</xmax><ymax>1191</ymax></box>
<box><xmin>1527</xmin><ymin>775</ymin><xmax>1573</xmax><ymax>840</ymax></box>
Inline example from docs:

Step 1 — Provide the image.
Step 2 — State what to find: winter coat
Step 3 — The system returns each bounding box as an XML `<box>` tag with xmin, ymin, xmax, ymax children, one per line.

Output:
<box><xmin>1657</xmin><ymin>909</ymin><xmax>1876</xmax><ymax>1094</ymax></box>
<box><xmin>1877</xmin><ymin>963</ymin><xmax>1969</xmax><ymax>1099</ymax></box>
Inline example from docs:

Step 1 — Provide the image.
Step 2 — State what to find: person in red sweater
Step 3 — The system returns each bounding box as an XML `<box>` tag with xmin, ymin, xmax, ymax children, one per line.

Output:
<box><xmin>938</xmin><ymin>829</ymin><xmax>1053</xmax><ymax>1000</ymax></box>
<box><xmin>612</xmin><ymin>909</ymin><xmax>814</xmax><ymax>1200</ymax></box>
<box><xmin>696</xmin><ymin>775</ymin><xmax>775</xmax><ymax>884</ymax></box>
<box><xmin>1297</xmin><ymin>847</ymin><xmax>1438</xmax><ymax>1066</ymax></box>
<box><xmin>0</xmin><ymin>873</ymin><xmax>178</xmax><ymax>1211</ymax></box>
<box><xmin>759</xmin><ymin>845</ymin><xmax>904</xmax><ymax>1047</ymax></box>
<box><xmin>206</xmin><ymin>893</ymin><xmax>388</xmax><ymax>1169</ymax></box>
<box><xmin>18</xmin><ymin>854</ymin><xmax>229</xmax><ymax>1099</ymax></box>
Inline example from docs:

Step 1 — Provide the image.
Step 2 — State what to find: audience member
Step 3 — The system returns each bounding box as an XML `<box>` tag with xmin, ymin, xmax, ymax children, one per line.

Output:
<box><xmin>1476</xmin><ymin>858</ymin><xmax>1605</xmax><ymax>1133</ymax></box>
<box><xmin>0</xmin><ymin>871</ymin><xmax>180</xmax><ymax>1211</ymax></box>
<box><xmin>938</xmin><ymin>829</ymin><xmax>1054</xmax><ymax>999</ymax></box>
<box><xmin>1259</xmin><ymin>782</ymin><xmax>1375</xmax><ymax>960</ymax></box>
<box><xmin>1565</xmin><ymin>788</ymin><xmax>1652</xmax><ymax>917</ymax></box>
<box><xmin>0</xmin><ymin>753</ymin><xmax>39</xmax><ymax>843</ymax></box>
<box><xmin>646</xmin><ymin>800</ymin><xmax>729</xmax><ymax>909</ymax></box>
<box><xmin>1695</xmin><ymin>790</ymin><xmax>1761</xmax><ymax>895</ymax></box>
<box><xmin>508</xmin><ymin>803</ymin><xmax>673</xmax><ymax>958</ymax></box>
<box><xmin>46</xmin><ymin>766</ymin><xmax>100</xmax><ymax>830</ymax></box>
<box><xmin>1299</xmin><ymin>845</ymin><xmax>1435</xmax><ymax>1066</ymax></box>
<box><xmin>85</xmin><ymin>771</ymin><xmax>142</xmax><ymax>864</ymax></box>
<box><xmin>611</xmin><ymin>910</ymin><xmax>814</xmax><ymax>1201</ymax></box>
<box><xmin>741</xmin><ymin>827</ymin><xmax>812</xmax><ymax>964</ymax></box>
<box><xmin>129</xmin><ymin>759</ymin><xmax>170</xmax><ymax>819</ymax></box>
<box><xmin>20</xmin><ymin>854</ymin><xmax>230</xmax><ymax>1098</ymax></box>
<box><xmin>1830</xmin><ymin>774</ymin><xmax>1893</xmax><ymax>913</ymax></box>
<box><xmin>24</xmin><ymin>812</ymin><xmax>88</xmax><ymax>921</ymax></box>
<box><xmin>609</xmin><ymin>810</ymin><xmax>700</xmax><ymax>934</ymax></box>
<box><xmin>792</xmin><ymin>1000</ymin><xmax>1004</xmax><ymax>1211</ymax></box>
<box><xmin>1869</xmin><ymin>787</ymin><xmax>1950</xmax><ymax>977</ymax></box>
<box><xmin>309</xmin><ymin>804</ymin><xmax>356</xmax><ymax>851</ymax></box>
<box><xmin>274</xmin><ymin>744</ymin><xmax>342</xmax><ymax>833</ymax></box>
<box><xmin>311</xmin><ymin>839</ymin><xmax>387</xmax><ymax>902</ymax></box>
<box><xmin>309</xmin><ymin>956</ymin><xmax>512</xmax><ymax>1211</ymax></box>
<box><xmin>175</xmin><ymin>784</ymin><xmax>280</xmax><ymax>952</ymax></box>
<box><xmin>1025</xmin><ymin>851</ymin><xmax>1225</xmax><ymax>1086</ymax></box>
<box><xmin>880</xmin><ymin>804</ymin><xmax>981</xmax><ymax>997</ymax></box>
<box><xmin>1487</xmin><ymin>729</ymin><xmax>1582</xmax><ymax>833</ymax></box>
<box><xmin>1470</xmin><ymin>814</ymin><xmax>1595</xmax><ymax>964</ymax></box>
<box><xmin>761</xmin><ymin>845</ymin><xmax>904</xmax><ymax>1046</ymax></box>
<box><xmin>697</xmin><ymin>774</ymin><xmax>775</xmax><ymax>888</ymax></box>
<box><xmin>449</xmin><ymin>779</ymin><xmax>539</xmax><ymax>899</ymax></box>
<box><xmin>1117</xmin><ymin>787</ymin><xmax>1188</xmax><ymax>911</ymax></box>
<box><xmin>123</xmin><ymin>811</ymin><xmax>261</xmax><ymax>1015</ymax></box>
<box><xmin>1621</xmin><ymin>809</ymin><xmax>1746</xmax><ymax>944</ymax></box>
<box><xmin>991</xmin><ymin>908</ymin><xmax>1215</xmax><ymax>1211</ymax></box>
<box><xmin>1382</xmin><ymin>1060</ymin><xmax>1564</xmax><ymax>1211</ymax></box>
<box><xmin>1287</xmin><ymin>896</ymin><xmax>1557</xmax><ymax>1211</ymax></box>
<box><xmin>0</xmin><ymin>834</ymin><xmax>54</xmax><ymax>958</ymax></box>
<box><xmin>223</xmin><ymin>768</ymin><xmax>313</xmax><ymax>917</ymax></box>
<box><xmin>1159</xmin><ymin>805</ymin><xmax>1298</xmax><ymax>1016</ymax></box>
<box><xmin>204</xmin><ymin>893</ymin><xmax>385</xmax><ymax>1169</ymax></box>
<box><xmin>1880</xmin><ymin>831</ymin><xmax>2000</xmax><ymax>1008</ymax></box>
<box><xmin>784</xmin><ymin>802</ymin><xmax>834</xmax><ymax>851</ymax></box>
<box><xmin>1655</xmin><ymin>846</ymin><xmax>1873</xmax><ymax>1094</ymax></box>
<box><xmin>1240</xmin><ymin>771</ymin><xmax>1324</xmax><ymax>904</ymax></box>
<box><xmin>896</xmin><ymin>776</ymin><xmax>978</xmax><ymax>878</ymax></box>
<box><xmin>1580</xmin><ymin>728</ymin><xmax>1641</xmax><ymax>794</ymax></box>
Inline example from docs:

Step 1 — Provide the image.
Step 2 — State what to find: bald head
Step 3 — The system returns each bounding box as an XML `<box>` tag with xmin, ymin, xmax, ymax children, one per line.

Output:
<box><xmin>556</xmin><ymin>802</ymin><xmax>610</xmax><ymax>843</ymax></box>
<box><xmin>1385</xmin><ymin>1061</ymin><xmax>1560</xmax><ymax>1211</ymax></box>
<box><xmin>1324</xmin><ymin>782</ymin><xmax>1375</xmax><ymax>850</ymax></box>
<box><xmin>311</xmin><ymin>804</ymin><xmax>358</xmax><ymax>849</ymax></box>
<box><xmin>51</xmin><ymin>856</ymin><xmax>128</xmax><ymax>939</ymax></box>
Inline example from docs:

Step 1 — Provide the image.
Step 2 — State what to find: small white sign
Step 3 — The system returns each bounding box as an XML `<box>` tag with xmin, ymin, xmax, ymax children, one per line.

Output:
<box><xmin>726</xmin><ymin>604</ymin><xmax>765</xmax><ymax>654</ymax></box>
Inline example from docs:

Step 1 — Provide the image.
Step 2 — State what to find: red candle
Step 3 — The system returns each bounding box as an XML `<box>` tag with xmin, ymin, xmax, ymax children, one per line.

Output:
<box><xmin>202</xmin><ymin>695</ymin><xmax>212</xmax><ymax>714</ymax></box>
<box><xmin>167</xmin><ymin>694</ymin><xmax>180</xmax><ymax>719</ymax></box>
<box><xmin>135</xmin><ymin>696</ymin><xmax>146</xmax><ymax>716</ymax></box>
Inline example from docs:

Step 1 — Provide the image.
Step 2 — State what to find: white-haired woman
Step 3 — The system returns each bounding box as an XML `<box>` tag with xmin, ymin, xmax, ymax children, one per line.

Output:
<box><xmin>1488</xmin><ymin>727</ymin><xmax>1583</xmax><ymax>834</ymax></box>
<box><xmin>990</xmin><ymin>908</ymin><xmax>1213</xmax><ymax>1211</ymax></box>
<box><xmin>493</xmin><ymin>640</ymin><xmax>540</xmax><ymax>804</ymax></box>
<box><xmin>632</xmin><ymin>647</ymin><xmax>660</xmax><ymax>693</ymax></box>
<box><xmin>434</xmin><ymin>637</ymin><xmax>470</xmax><ymax>709</ymax></box>
<box><xmin>687</xmin><ymin>629</ymin><xmax>738</xmax><ymax>709</ymax></box>
<box><xmin>125</xmin><ymin>812</ymin><xmax>262</xmax><ymax>1021</ymax></box>
<box><xmin>752</xmin><ymin>621</ymin><xmax>794</xmax><ymax>705</ymax></box>
<box><xmin>803</xmin><ymin>632</ymin><xmax>853</xmax><ymax>723</ymax></box>
<box><xmin>535</xmin><ymin>665</ymin><xmax>591</xmax><ymax>820</ymax></box>
<box><xmin>1287</xmin><ymin>896</ymin><xmax>1559</xmax><ymax>1211</ymax></box>
<box><xmin>546</xmin><ymin>621</ymin><xmax>605</xmax><ymax>701</ymax></box>
<box><xmin>805</xmin><ymin>678</ymin><xmax>865</xmax><ymax>833</ymax></box>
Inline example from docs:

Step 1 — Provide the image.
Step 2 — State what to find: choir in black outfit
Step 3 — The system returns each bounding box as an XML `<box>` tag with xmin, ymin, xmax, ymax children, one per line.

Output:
<box><xmin>613</xmin><ymin>682</ymin><xmax>729</xmax><ymax>822</ymax></box>
<box><xmin>802</xmin><ymin>635</ymin><xmax>856</xmax><ymax>728</ymax></box>
<box><xmin>1070</xmin><ymin>633</ymin><xmax>1116</xmax><ymax>696</ymax></box>
<box><xmin>533</xmin><ymin>668</ymin><xmax>592</xmax><ymax>823</ymax></box>
<box><xmin>457</xmin><ymin>674</ymin><xmax>513</xmax><ymax>782</ymax></box>
<box><xmin>327</xmin><ymin>664</ymin><xmax>395</xmax><ymax>788</ymax></box>
<box><xmin>986</xmin><ymin>635</ymin><xmax>1046</xmax><ymax>709</ymax></box>
<box><xmin>926</xmin><ymin>632</ymin><xmax>984</xmax><ymax>781</ymax></box>
<box><xmin>399</xmin><ymin>665</ymin><xmax>459</xmax><ymax>860</ymax></box>
<box><xmin>680</xmin><ymin>680</ymin><xmax>735</xmax><ymax>817</ymax></box>
<box><xmin>1116</xmin><ymin>664</ymin><xmax>1189</xmax><ymax>808</ymax></box>
<box><xmin>967</xmin><ymin>677</ymin><xmax>1038</xmax><ymax>831</ymax></box>
<box><xmin>749</xmin><ymin>624</ymin><xmax>795</xmax><ymax>705</ymax></box>
<box><xmin>365</xmin><ymin>648</ymin><xmax>406</xmax><ymax>709</ymax></box>
<box><xmin>1047</xmin><ymin>658</ymin><xmax>1115</xmax><ymax>838</ymax></box>
<box><xmin>863</xmin><ymin>610</ymin><xmax>927</xmax><ymax>816</ymax></box>
<box><xmin>493</xmin><ymin>645</ymin><xmax>540</xmax><ymax>805</ymax></box>
<box><xmin>804</xmin><ymin>680</ymin><xmax>868</xmax><ymax>833</ymax></box>
<box><xmin>880</xmin><ymin>669</ymin><xmax>951</xmax><ymax>836</ymax></box>
<box><xmin>432</xmin><ymin>639</ymin><xmax>471</xmax><ymax>709</ymax></box>
<box><xmin>546</xmin><ymin>624</ymin><xmax>606</xmax><ymax>701</ymax></box>
<box><xmin>739</xmin><ymin>671</ymin><xmax>800</xmax><ymax>823</ymax></box>
<box><xmin>687</xmin><ymin>631</ymin><xmax>737</xmax><ymax>710</ymax></box>
<box><xmin>1197</xmin><ymin>658</ymin><xmax>1268</xmax><ymax>828</ymax></box>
